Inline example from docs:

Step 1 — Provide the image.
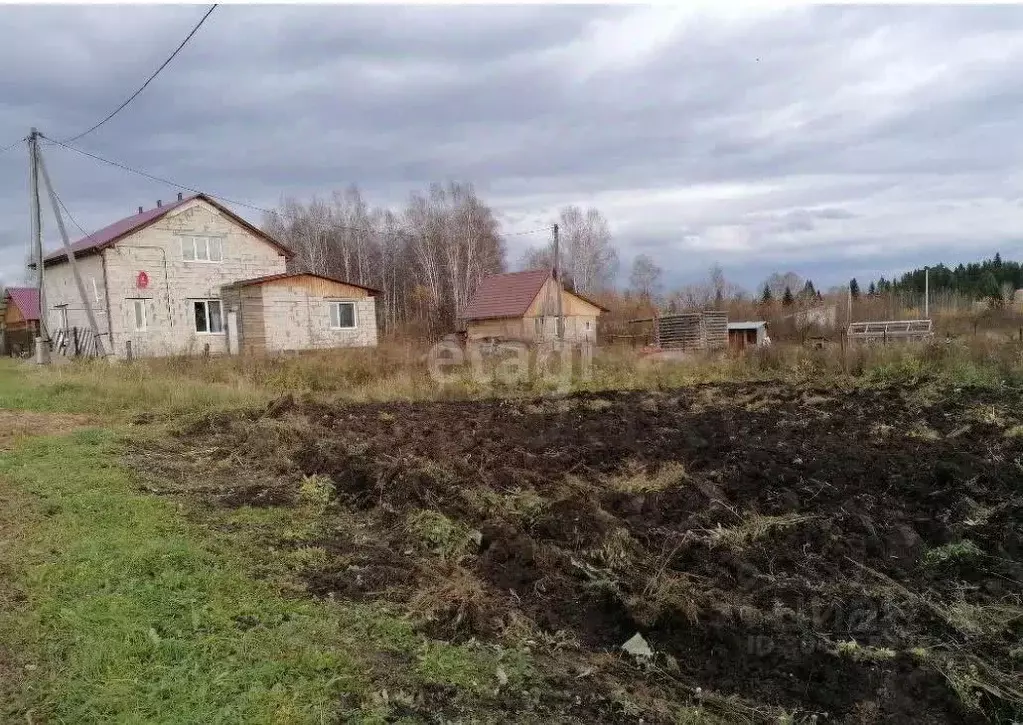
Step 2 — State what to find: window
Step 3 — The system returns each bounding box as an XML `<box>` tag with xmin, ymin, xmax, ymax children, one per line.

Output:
<box><xmin>132</xmin><ymin>299</ymin><xmax>148</xmax><ymax>331</ymax></box>
<box><xmin>181</xmin><ymin>236</ymin><xmax>223</xmax><ymax>262</ymax></box>
<box><xmin>328</xmin><ymin>301</ymin><xmax>356</xmax><ymax>329</ymax></box>
<box><xmin>193</xmin><ymin>300</ymin><xmax>224</xmax><ymax>333</ymax></box>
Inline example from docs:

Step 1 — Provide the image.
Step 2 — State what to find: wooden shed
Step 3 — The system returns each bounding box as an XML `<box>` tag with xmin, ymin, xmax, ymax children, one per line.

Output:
<box><xmin>221</xmin><ymin>273</ymin><xmax>380</xmax><ymax>355</ymax></box>
<box><xmin>461</xmin><ymin>269</ymin><xmax>606</xmax><ymax>343</ymax></box>
<box><xmin>2</xmin><ymin>287</ymin><xmax>40</xmax><ymax>356</ymax></box>
<box><xmin>727</xmin><ymin>321</ymin><xmax>769</xmax><ymax>350</ymax></box>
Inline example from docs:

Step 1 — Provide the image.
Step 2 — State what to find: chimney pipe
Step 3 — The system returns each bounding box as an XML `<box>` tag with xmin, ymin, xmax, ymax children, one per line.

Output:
<box><xmin>177</xmin><ymin>192</ymin><xmax>183</xmax><ymax>202</ymax></box>
<box><xmin>137</xmin><ymin>206</ymin><xmax>143</xmax><ymax>214</ymax></box>
<box><xmin>156</xmin><ymin>200</ymin><xmax>162</xmax><ymax>208</ymax></box>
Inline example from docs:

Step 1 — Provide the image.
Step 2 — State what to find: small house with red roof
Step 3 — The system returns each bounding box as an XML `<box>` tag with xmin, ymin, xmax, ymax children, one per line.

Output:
<box><xmin>39</xmin><ymin>193</ymin><xmax>378</xmax><ymax>357</ymax></box>
<box><xmin>461</xmin><ymin>269</ymin><xmax>606</xmax><ymax>343</ymax></box>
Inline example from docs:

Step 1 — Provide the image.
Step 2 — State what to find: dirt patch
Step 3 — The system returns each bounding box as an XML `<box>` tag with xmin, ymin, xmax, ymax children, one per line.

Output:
<box><xmin>138</xmin><ymin>382</ymin><xmax>1023</xmax><ymax>723</ymax></box>
<box><xmin>0</xmin><ymin>410</ymin><xmax>96</xmax><ymax>450</ymax></box>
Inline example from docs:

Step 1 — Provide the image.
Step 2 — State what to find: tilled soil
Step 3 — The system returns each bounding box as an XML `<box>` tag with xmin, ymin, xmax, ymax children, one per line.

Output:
<box><xmin>148</xmin><ymin>382</ymin><xmax>1023</xmax><ymax>723</ymax></box>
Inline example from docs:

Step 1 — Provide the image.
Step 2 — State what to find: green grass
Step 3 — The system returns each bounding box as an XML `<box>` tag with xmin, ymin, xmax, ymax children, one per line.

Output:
<box><xmin>0</xmin><ymin>428</ymin><xmax>530</xmax><ymax>723</ymax></box>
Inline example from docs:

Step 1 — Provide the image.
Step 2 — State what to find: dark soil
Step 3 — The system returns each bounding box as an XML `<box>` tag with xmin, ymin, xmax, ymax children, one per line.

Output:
<box><xmin>148</xmin><ymin>382</ymin><xmax>1023</xmax><ymax>723</ymax></box>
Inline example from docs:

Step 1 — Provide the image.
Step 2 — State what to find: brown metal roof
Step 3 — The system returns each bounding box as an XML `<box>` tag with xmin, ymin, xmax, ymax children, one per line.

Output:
<box><xmin>463</xmin><ymin>269</ymin><xmax>609</xmax><ymax>320</ymax></box>
<box><xmin>4</xmin><ymin>287</ymin><xmax>39</xmax><ymax>321</ymax></box>
<box><xmin>225</xmin><ymin>272</ymin><xmax>382</xmax><ymax>296</ymax></box>
<box><xmin>462</xmin><ymin>269</ymin><xmax>552</xmax><ymax>320</ymax></box>
<box><xmin>40</xmin><ymin>194</ymin><xmax>293</xmax><ymax>267</ymax></box>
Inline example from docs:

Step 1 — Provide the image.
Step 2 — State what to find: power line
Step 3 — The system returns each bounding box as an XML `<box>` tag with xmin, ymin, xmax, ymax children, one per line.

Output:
<box><xmin>503</xmin><ymin>225</ymin><xmax>554</xmax><ymax>237</ymax></box>
<box><xmin>0</xmin><ymin>136</ymin><xmax>27</xmax><ymax>155</ymax></box>
<box><xmin>40</xmin><ymin>134</ymin><xmax>271</xmax><ymax>214</ymax></box>
<box><xmin>43</xmin><ymin>135</ymin><xmax>552</xmax><ymax>242</ymax></box>
<box><xmin>62</xmin><ymin>4</ymin><xmax>218</xmax><ymax>144</ymax></box>
<box><xmin>51</xmin><ymin>186</ymin><xmax>93</xmax><ymax>239</ymax></box>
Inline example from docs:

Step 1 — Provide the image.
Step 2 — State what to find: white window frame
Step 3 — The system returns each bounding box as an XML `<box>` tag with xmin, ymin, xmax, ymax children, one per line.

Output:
<box><xmin>193</xmin><ymin>299</ymin><xmax>224</xmax><ymax>334</ymax></box>
<box><xmin>181</xmin><ymin>235</ymin><xmax>224</xmax><ymax>263</ymax></box>
<box><xmin>132</xmin><ymin>299</ymin><xmax>148</xmax><ymax>332</ymax></box>
<box><xmin>57</xmin><ymin>305</ymin><xmax>69</xmax><ymax>331</ymax></box>
<box><xmin>328</xmin><ymin>300</ymin><xmax>357</xmax><ymax>330</ymax></box>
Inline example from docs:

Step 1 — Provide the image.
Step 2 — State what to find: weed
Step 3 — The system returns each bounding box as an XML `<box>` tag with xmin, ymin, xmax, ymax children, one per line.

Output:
<box><xmin>406</xmin><ymin>510</ymin><xmax>476</xmax><ymax>562</ymax></box>
<box><xmin>298</xmin><ymin>473</ymin><xmax>335</xmax><ymax>509</ymax></box>
<box><xmin>610</xmin><ymin>461</ymin><xmax>688</xmax><ymax>493</ymax></box>
<box><xmin>923</xmin><ymin>540</ymin><xmax>983</xmax><ymax>569</ymax></box>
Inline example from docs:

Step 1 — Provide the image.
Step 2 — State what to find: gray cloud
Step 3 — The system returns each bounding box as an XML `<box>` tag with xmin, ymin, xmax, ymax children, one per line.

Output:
<box><xmin>2</xmin><ymin>5</ymin><xmax>1023</xmax><ymax>292</ymax></box>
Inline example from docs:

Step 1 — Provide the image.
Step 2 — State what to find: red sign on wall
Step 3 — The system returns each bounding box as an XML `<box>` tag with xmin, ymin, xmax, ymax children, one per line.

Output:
<box><xmin>136</xmin><ymin>271</ymin><xmax>149</xmax><ymax>289</ymax></box>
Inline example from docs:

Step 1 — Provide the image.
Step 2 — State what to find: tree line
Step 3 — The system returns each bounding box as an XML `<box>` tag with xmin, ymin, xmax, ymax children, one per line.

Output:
<box><xmin>261</xmin><ymin>183</ymin><xmax>619</xmax><ymax>335</ymax></box>
<box><xmin>846</xmin><ymin>254</ymin><xmax>1022</xmax><ymax>305</ymax></box>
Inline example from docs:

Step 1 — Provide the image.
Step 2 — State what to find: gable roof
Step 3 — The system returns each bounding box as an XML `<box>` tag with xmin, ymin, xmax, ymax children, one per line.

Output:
<box><xmin>41</xmin><ymin>194</ymin><xmax>293</xmax><ymax>267</ymax></box>
<box><xmin>463</xmin><ymin>269</ymin><xmax>552</xmax><ymax>320</ymax></box>
<box><xmin>225</xmin><ymin>272</ymin><xmax>382</xmax><ymax>296</ymax></box>
<box><xmin>462</xmin><ymin>269</ymin><xmax>609</xmax><ymax>320</ymax></box>
<box><xmin>4</xmin><ymin>287</ymin><xmax>39</xmax><ymax>321</ymax></box>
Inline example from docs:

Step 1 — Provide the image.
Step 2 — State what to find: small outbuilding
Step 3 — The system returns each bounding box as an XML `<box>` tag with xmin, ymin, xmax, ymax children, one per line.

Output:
<box><xmin>727</xmin><ymin>321</ymin><xmax>769</xmax><ymax>350</ymax></box>
<box><xmin>221</xmin><ymin>273</ymin><xmax>380</xmax><ymax>355</ymax></box>
<box><xmin>1</xmin><ymin>287</ymin><xmax>41</xmax><ymax>356</ymax></box>
<box><xmin>461</xmin><ymin>269</ymin><xmax>606</xmax><ymax>343</ymax></box>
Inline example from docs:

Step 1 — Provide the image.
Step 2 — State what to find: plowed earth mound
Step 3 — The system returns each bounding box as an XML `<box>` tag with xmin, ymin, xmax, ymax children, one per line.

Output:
<box><xmin>142</xmin><ymin>383</ymin><xmax>1023</xmax><ymax>723</ymax></box>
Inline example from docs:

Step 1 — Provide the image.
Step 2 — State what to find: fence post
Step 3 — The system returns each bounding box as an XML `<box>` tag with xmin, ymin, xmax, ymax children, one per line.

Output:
<box><xmin>72</xmin><ymin>327</ymin><xmax>79</xmax><ymax>357</ymax></box>
<box><xmin>125</xmin><ymin>340</ymin><xmax>133</xmax><ymax>362</ymax></box>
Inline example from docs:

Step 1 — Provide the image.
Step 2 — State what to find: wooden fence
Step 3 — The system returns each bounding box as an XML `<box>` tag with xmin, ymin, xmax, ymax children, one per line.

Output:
<box><xmin>52</xmin><ymin>327</ymin><xmax>104</xmax><ymax>358</ymax></box>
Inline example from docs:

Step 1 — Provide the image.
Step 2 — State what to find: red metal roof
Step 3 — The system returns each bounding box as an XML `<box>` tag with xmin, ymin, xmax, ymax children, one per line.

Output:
<box><xmin>226</xmin><ymin>272</ymin><xmax>382</xmax><ymax>296</ymax></box>
<box><xmin>41</xmin><ymin>194</ymin><xmax>292</xmax><ymax>266</ymax></box>
<box><xmin>5</xmin><ymin>287</ymin><xmax>40</xmax><ymax>321</ymax></box>
<box><xmin>462</xmin><ymin>269</ymin><xmax>552</xmax><ymax>320</ymax></box>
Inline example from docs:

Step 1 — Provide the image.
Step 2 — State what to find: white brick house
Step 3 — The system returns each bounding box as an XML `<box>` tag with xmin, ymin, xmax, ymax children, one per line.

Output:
<box><xmin>40</xmin><ymin>194</ymin><xmax>379</xmax><ymax>358</ymax></box>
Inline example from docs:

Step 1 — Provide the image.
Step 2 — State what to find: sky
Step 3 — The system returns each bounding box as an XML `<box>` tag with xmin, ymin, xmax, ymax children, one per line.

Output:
<box><xmin>1</xmin><ymin>4</ymin><xmax>1022</xmax><ymax>294</ymax></box>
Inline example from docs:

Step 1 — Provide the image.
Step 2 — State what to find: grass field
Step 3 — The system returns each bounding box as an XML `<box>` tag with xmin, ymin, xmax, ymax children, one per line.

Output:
<box><xmin>0</xmin><ymin>341</ymin><xmax>1021</xmax><ymax>723</ymax></box>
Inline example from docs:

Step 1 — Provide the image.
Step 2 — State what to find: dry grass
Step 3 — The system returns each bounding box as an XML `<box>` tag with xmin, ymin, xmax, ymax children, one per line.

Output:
<box><xmin>706</xmin><ymin>513</ymin><xmax>813</xmax><ymax>551</ymax></box>
<box><xmin>609</xmin><ymin>462</ymin><xmax>689</xmax><ymax>494</ymax></box>
<box><xmin>5</xmin><ymin>334</ymin><xmax>1023</xmax><ymax>422</ymax></box>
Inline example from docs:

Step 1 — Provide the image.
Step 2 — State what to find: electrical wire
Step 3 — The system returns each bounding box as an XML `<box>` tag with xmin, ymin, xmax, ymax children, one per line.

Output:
<box><xmin>61</xmin><ymin>4</ymin><xmax>218</xmax><ymax>144</ymax></box>
<box><xmin>41</xmin><ymin>134</ymin><xmax>271</xmax><ymax>214</ymax></box>
<box><xmin>0</xmin><ymin>136</ymin><xmax>27</xmax><ymax>155</ymax></box>
<box><xmin>51</xmin><ymin>186</ymin><xmax>94</xmax><ymax>240</ymax></box>
<box><xmin>43</xmin><ymin>135</ymin><xmax>552</xmax><ymax>241</ymax></box>
<box><xmin>503</xmin><ymin>226</ymin><xmax>554</xmax><ymax>237</ymax></box>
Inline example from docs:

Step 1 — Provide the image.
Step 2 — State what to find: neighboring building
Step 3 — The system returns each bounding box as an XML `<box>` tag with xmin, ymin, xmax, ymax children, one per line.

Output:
<box><xmin>38</xmin><ymin>193</ymin><xmax>378</xmax><ymax>358</ymax></box>
<box><xmin>461</xmin><ymin>269</ymin><xmax>606</xmax><ymax>343</ymax></box>
<box><xmin>222</xmin><ymin>273</ymin><xmax>379</xmax><ymax>355</ymax></box>
<box><xmin>727</xmin><ymin>321</ymin><xmax>769</xmax><ymax>350</ymax></box>
<box><xmin>785</xmin><ymin>304</ymin><xmax>838</xmax><ymax>330</ymax></box>
<box><xmin>1</xmin><ymin>287</ymin><xmax>40</xmax><ymax>355</ymax></box>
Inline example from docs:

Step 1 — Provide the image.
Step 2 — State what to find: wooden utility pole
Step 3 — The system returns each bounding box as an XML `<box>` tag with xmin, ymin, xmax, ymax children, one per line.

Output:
<box><xmin>36</xmin><ymin>144</ymin><xmax>106</xmax><ymax>356</ymax></box>
<box><xmin>28</xmin><ymin>128</ymin><xmax>49</xmax><ymax>363</ymax></box>
<box><xmin>553</xmin><ymin>223</ymin><xmax>562</xmax><ymax>340</ymax></box>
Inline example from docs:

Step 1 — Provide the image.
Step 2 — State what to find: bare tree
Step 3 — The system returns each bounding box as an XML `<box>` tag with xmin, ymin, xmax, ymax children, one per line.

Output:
<box><xmin>520</xmin><ymin>205</ymin><xmax>618</xmax><ymax>293</ymax></box>
<box><xmin>763</xmin><ymin>271</ymin><xmax>804</xmax><ymax>299</ymax></box>
<box><xmin>263</xmin><ymin>180</ymin><xmax>505</xmax><ymax>335</ymax></box>
<box><xmin>629</xmin><ymin>254</ymin><xmax>662</xmax><ymax>300</ymax></box>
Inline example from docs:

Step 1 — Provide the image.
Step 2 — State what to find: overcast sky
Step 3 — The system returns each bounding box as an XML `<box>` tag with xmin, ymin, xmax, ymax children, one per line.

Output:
<box><xmin>1</xmin><ymin>4</ymin><xmax>1022</xmax><ymax>293</ymax></box>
